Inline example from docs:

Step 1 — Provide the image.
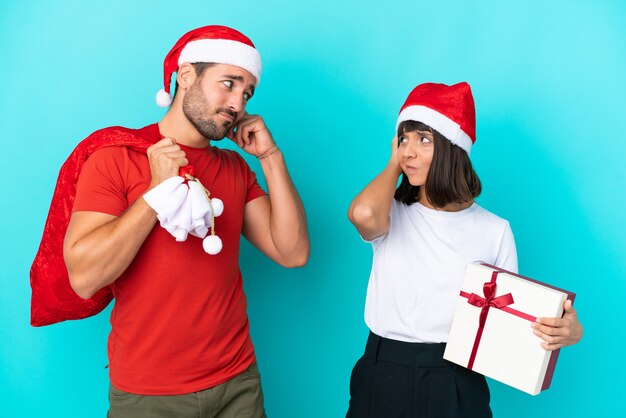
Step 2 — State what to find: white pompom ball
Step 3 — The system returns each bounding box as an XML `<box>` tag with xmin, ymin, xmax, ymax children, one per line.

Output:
<box><xmin>203</xmin><ymin>235</ymin><xmax>223</xmax><ymax>255</ymax></box>
<box><xmin>211</xmin><ymin>198</ymin><xmax>224</xmax><ymax>217</ymax></box>
<box><xmin>156</xmin><ymin>89</ymin><xmax>173</xmax><ymax>107</ymax></box>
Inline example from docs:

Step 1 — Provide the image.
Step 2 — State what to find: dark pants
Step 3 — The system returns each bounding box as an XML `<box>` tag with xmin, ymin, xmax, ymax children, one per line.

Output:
<box><xmin>108</xmin><ymin>362</ymin><xmax>266</xmax><ymax>418</ymax></box>
<box><xmin>347</xmin><ymin>332</ymin><xmax>492</xmax><ymax>418</ymax></box>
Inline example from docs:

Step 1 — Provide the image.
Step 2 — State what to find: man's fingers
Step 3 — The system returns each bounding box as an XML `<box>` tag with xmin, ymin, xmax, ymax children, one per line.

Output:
<box><xmin>161</xmin><ymin>149</ymin><xmax>186</xmax><ymax>159</ymax></box>
<box><xmin>225</xmin><ymin>126</ymin><xmax>236</xmax><ymax>141</ymax></box>
<box><xmin>232</xmin><ymin>125</ymin><xmax>244</xmax><ymax>147</ymax></box>
<box><xmin>149</xmin><ymin>137</ymin><xmax>176</xmax><ymax>150</ymax></box>
<box><xmin>237</xmin><ymin>120</ymin><xmax>257</xmax><ymax>147</ymax></box>
<box><xmin>147</xmin><ymin>138</ymin><xmax>188</xmax><ymax>184</ymax></box>
<box><xmin>239</xmin><ymin>122</ymin><xmax>255</xmax><ymax>146</ymax></box>
<box><xmin>228</xmin><ymin>126</ymin><xmax>244</xmax><ymax>147</ymax></box>
<box><xmin>158</xmin><ymin>137</ymin><xmax>176</xmax><ymax>145</ymax></box>
<box><xmin>236</xmin><ymin>112</ymin><xmax>253</xmax><ymax>124</ymax></box>
<box><xmin>229</xmin><ymin>115</ymin><xmax>274</xmax><ymax>156</ymax></box>
<box><xmin>148</xmin><ymin>143</ymin><xmax>181</xmax><ymax>158</ymax></box>
<box><xmin>149</xmin><ymin>150</ymin><xmax>185</xmax><ymax>166</ymax></box>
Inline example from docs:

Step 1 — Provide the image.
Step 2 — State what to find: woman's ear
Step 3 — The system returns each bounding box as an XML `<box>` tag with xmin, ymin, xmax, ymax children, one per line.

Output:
<box><xmin>176</xmin><ymin>63</ymin><xmax>196</xmax><ymax>91</ymax></box>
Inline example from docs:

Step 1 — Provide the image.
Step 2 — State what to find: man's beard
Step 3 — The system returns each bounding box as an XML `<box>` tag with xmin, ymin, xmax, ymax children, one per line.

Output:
<box><xmin>182</xmin><ymin>83</ymin><xmax>236</xmax><ymax>141</ymax></box>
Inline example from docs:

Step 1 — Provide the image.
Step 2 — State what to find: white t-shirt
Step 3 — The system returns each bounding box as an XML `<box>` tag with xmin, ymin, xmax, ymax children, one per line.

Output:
<box><xmin>364</xmin><ymin>199</ymin><xmax>518</xmax><ymax>343</ymax></box>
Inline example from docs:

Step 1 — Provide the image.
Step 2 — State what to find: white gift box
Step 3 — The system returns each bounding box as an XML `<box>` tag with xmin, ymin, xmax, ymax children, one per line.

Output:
<box><xmin>443</xmin><ymin>262</ymin><xmax>575</xmax><ymax>395</ymax></box>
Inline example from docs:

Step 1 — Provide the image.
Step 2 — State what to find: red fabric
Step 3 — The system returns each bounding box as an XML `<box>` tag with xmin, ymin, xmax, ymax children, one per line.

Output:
<box><xmin>72</xmin><ymin>123</ymin><xmax>266</xmax><ymax>394</ymax></box>
<box><xmin>30</xmin><ymin>126</ymin><xmax>155</xmax><ymax>326</ymax></box>
<box><xmin>400</xmin><ymin>82</ymin><xmax>476</xmax><ymax>142</ymax></box>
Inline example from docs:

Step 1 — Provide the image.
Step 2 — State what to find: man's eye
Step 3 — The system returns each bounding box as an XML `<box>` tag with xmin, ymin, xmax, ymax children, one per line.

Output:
<box><xmin>243</xmin><ymin>92</ymin><xmax>251</xmax><ymax>101</ymax></box>
<box><xmin>223</xmin><ymin>80</ymin><xmax>233</xmax><ymax>88</ymax></box>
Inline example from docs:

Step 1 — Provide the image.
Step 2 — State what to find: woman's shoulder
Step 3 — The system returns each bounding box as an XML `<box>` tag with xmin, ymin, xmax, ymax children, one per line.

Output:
<box><xmin>390</xmin><ymin>198</ymin><xmax>414</xmax><ymax>218</ymax></box>
<box><xmin>471</xmin><ymin>203</ymin><xmax>511</xmax><ymax>228</ymax></box>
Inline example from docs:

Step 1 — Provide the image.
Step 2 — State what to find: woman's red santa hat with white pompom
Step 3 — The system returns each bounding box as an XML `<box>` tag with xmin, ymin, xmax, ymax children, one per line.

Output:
<box><xmin>396</xmin><ymin>82</ymin><xmax>476</xmax><ymax>155</ymax></box>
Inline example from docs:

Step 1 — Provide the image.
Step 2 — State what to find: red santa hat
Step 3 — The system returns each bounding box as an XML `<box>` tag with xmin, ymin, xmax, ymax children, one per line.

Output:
<box><xmin>396</xmin><ymin>82</ymin><xmax>476</xmax><ymax>154</ymax></box>
<box><xmin>156</xmin><ymin>25</ymin><xmax>262</xmax><ymax>107</ymax></box>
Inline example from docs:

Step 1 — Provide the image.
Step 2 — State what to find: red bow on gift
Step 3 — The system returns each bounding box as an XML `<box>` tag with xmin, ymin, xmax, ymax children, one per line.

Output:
<box><xmin>464</xmin><ymin>272</ymin><xmax>514</xmax><ymax>369</ymax></box>
<box><xmin>458</xmin><ymin>268</ymin><xmax>540</xmax><ymax>371</ymax></box>
<box><xmin>468</xmin><ymin>281</ymin><xmax>514</xmax><ymax>331</ymax></box>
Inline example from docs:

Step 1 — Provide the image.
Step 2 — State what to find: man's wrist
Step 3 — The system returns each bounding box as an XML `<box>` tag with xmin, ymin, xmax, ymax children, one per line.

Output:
<box><xmin>257</xmin><ymin>144</ymin><xmax>279</xmax><ymax>159</ymax></box>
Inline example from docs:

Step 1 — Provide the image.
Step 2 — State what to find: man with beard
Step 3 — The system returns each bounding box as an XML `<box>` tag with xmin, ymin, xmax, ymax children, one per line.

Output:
<box><xmin>61</xmin><ymin>26</ymin><xmax>309</xmax><ymax>417</ymax></box>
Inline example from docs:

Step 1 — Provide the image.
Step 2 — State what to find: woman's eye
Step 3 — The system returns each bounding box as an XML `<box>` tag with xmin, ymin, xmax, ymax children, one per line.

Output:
<box><xmin>399</xmin><ymin>136</ymin><xmax>407</xmax><ymax>143</ymax></box>
<box><xmin>421</xmin><ymin>136</ymin><xmax>431</xmax><ymax>143</ymax></box>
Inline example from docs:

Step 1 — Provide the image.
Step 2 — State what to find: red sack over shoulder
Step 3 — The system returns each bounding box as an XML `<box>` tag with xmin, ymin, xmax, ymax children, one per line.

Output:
<box><xmin>30</xmin><ymin>127</ymin><xmax>153</xmax><ymax>326</ymax></box>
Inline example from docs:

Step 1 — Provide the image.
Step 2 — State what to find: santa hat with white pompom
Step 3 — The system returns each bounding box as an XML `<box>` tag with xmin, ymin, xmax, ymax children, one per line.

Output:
<box><xmin>156</xmin><ymin>25</ymin><xmax>262</xmax><ymax>107</ymax></box>
<box><xmin>396</xmin><ymin>82</ymin><xmax>476</xmax><ymax>155</ymax></box>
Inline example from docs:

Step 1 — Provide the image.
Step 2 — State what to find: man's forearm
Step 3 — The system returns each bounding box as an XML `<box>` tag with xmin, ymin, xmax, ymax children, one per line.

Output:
<box><xmin>259</xmin><ymin>150</ymin><xmax>309</xmax><ymax>266</ymax></box>
<box><xmin>64</xmin><ymin>197</ymin><xmax>157</xmax><ymax>299</ymax></box>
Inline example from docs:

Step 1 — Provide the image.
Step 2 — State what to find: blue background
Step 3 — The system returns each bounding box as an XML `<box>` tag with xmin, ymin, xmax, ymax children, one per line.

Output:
<box><xmin>2</xmin><ymin>0</ymin><xmax>625</xmax><ymax>416</ymax></box>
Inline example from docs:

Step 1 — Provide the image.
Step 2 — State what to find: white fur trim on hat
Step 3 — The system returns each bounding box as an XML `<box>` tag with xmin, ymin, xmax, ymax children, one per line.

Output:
<box><xmin>396</xmin><ymin>105</ymin><xmax>473</xmax><ymax>154</ymax></box>
<box><xmin>179</xmin><ymin>39</ymin><xmax>262</xmax><ymax>82</ymax></box>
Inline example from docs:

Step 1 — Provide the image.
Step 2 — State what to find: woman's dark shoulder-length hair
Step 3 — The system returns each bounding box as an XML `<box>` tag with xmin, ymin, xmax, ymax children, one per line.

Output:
<box><xmin>394</xmin><ymin>120</ymin><xmax>481</xmax><ymax>207</ymax></box>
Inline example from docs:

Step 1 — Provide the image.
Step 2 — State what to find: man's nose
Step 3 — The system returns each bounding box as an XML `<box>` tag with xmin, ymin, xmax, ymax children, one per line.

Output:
<box><xmin>226</xmin><ymin>93</ymin><xmax>244</xmax><ymax>112</ymax></box>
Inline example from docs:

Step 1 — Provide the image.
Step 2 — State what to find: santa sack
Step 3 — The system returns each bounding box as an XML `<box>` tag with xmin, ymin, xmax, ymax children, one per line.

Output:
<box><xmin>30</xmin><ymin>127</ymin><xmax>152</xmax><ymax>326</ymax></box>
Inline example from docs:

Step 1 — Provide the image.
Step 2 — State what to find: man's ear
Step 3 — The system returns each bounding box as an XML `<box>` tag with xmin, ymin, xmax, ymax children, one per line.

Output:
<box><xmin>176</xmin><ymin>63</ymin><xmax>196</xmax><ymax>91</ymax></box>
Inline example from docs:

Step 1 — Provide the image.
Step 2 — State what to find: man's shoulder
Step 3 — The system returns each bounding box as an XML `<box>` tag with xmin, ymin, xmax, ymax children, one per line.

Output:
<box><xmin>91</xmin><ymin>125</ymin><xmax>138</xmax><ymax>136</ymax></box>
<box><xmin>70</xmin><ymin>124</ymin><xmax>157</xmax><ymax>160</ymax></box>
<box><xmin>81</xmin><ymin>125</ymin><xmax>152</xmax><ymax>147</ymax></box>
<box><xmin>57</xmin><ymin>124</ymin><xmax>155</xmax><ymax>178</ymax></box>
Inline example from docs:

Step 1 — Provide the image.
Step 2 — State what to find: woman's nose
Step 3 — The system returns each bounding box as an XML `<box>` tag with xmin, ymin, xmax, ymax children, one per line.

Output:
<box><xmin>404</xmin><ymin>142</ymin><xmax>418</xmax><ymax>158</ymax></box>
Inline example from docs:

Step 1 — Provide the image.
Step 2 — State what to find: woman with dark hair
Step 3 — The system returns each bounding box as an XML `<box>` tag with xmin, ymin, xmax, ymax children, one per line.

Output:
<box><xmin>346</xmin><ymin>82</ymin><xmax>582</xmax><ymax>417</ymax></box>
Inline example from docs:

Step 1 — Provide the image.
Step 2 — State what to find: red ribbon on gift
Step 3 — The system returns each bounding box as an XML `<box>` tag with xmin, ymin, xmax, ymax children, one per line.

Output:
<box><xmin>460</xmin><ymin>271</ymin><xmax>537</xmax><ymax>370</ymax></box>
